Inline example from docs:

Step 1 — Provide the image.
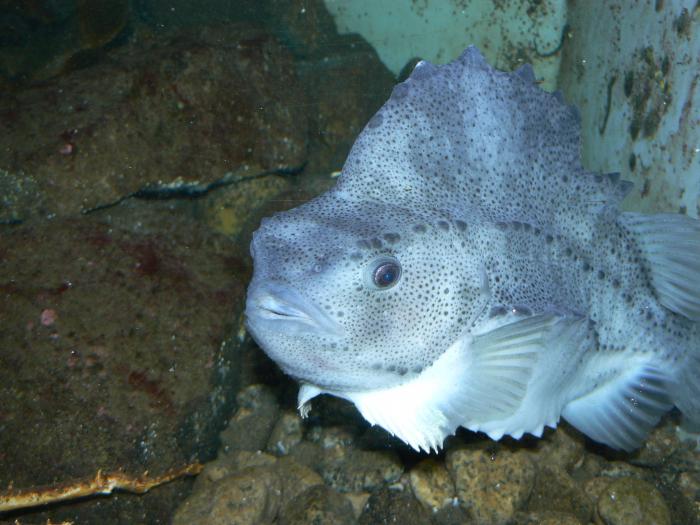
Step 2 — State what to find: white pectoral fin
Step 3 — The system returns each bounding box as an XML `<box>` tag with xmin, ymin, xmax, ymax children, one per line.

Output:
<box><xmin>464</xmin><ymin>313</ymin><xmax>590</xmax><ymax>440</ymax></box>
<box><xmin>463</xmin><ymin>314</ymin><xmax>556</xmax><ymax>419</ymax></box>
<box><xmin>337</xmin><ymin>314</ymin><xmax>579</xmax><ymax>452</ymax></box>
<box><xmin>562</xmin><ymin>364</ymin><xmax>672</xmax><ymax>451</ymax></box>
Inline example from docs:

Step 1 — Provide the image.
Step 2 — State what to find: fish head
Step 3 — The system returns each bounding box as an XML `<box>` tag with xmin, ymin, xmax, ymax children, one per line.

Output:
<box><xmin>245</xmin><ymin>191</ymin><xmax>483</xmax><ymax>393</ymax></box>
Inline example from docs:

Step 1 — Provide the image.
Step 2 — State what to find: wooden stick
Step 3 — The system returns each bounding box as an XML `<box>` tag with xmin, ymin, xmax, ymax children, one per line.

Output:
<box><xmin>0</xmin><ymin>463</ymin><xmax>202</xmax><ymax>513</ymax></box>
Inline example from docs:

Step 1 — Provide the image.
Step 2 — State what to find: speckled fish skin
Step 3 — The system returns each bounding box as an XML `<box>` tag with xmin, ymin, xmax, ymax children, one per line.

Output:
<box><xmin>245</xmin><ymin>46</ymin><xmax>700</xmax><ymax>452</ymax></box>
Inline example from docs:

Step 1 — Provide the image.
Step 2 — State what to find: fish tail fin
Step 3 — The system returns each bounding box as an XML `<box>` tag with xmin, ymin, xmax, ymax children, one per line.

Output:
<box><xmin>671</xmin><ymin>329</ymin><xmax>700</xmax><ymax>428</ymax></box>
<box><xmin>620</xmin><ymin>212</ymin><xmax>700</xmax><ymax>426</ymax></box>
<box><xmin>620</xmin><ymin>212</ymin><xmax>700</xmax><ymax>321</ymax></box>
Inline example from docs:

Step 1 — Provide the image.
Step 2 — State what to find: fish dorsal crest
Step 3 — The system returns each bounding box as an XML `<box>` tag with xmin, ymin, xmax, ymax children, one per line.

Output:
<box><xmin>336</xmin><ymin>46</ymin><xmax>631</xmax><ymax>235</ymax></box>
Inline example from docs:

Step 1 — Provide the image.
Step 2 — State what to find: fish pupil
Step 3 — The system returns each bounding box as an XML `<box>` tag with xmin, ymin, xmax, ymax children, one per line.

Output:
<box><xmin>373</xmin><ymin>262</ymin><xmax>400</xmax><ymax>288</ymax></box>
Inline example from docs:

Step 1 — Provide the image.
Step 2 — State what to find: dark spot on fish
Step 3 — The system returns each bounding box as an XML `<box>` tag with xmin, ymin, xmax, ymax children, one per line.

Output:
<box><xmin>413</xmin><ymin>224</ymin><xmax>427</xmax><ymax>233</ymax></box>
<box><xmin>597</xmin><ymin>270</ymin><xmax>605</xmax><ymax>279</ymax></box>
<box><xmin>513</xmin><ymin>305</ymin><xmax>532</xmax><ymax>316</ymax></box>
<box><xmin>383</xmin><ymin>233</ymin><xmax>401</xmax><ymax>243</ymax></box>
<box><xmin>391</xmin><ymin>83</ymin><xmax>410</xmax><ymax>100</ymax></box>
<box><xmin>489</xmin><ymin>305</ymin><xmax>507</xmax><ymax>318</ymax></box>
<box><xmin>368</xmin><ymin>112</ymin><xmax>384</xmax><ymax>128</ymax></box>
<box><xmin>437</xmin><ymin>220</ymin><xmax>450</xmax><ymax>231</ymax></box>
<box><xmin>455</xmin><ymin>220</ymin><xmax>467</xmax><ymax>231</ymax></box>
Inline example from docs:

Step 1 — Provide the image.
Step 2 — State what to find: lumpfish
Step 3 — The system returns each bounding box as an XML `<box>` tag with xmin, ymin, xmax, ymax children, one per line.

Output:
<box><xmin>245</xmin><ymin>46</ymin><xmax>700</xmax><ymax>452</ymax></box>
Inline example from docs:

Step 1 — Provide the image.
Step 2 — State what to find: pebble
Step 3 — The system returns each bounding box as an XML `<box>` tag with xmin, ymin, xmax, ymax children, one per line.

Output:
<box><xmin>525</xmin><ymin>424</ymin><xmax>585</xmax><ymax>471</ymax></box>
<box><xmin>446</xmin><ymin>445</ymin><xmax>536</xmax><ymax>525</ymax></box>
<box><xmin>219</xmin><ymin>384</ymin><xmax>280</xmax><ymax>453</ymax></box>
<box><xmin>278</xmin><ymin>485</ymin><xmax>355</xmax><ymax>525</ymax></box>
<box><xmin>320</xmin><ymin>446</ymin><xmax>404</xmax><ymax>492</ymax></box>
<box><xmin>527</xmin><ymin>465</ymin><xmax>592</xmax><ymax>523</ymax></box>
<box><xmin>266</xmin><ymin>410</ymin><xmax>304</xmax><ymax>455</ymax></box>
<box><xmin>172</xmin><ymin>465</ymin><xmax>282</xmax><ymax>525</ymax></box>
<box><xmin>197</xmin><ymin>450</ymin><xmax>277</xmax><ymax>486</ymax></box>
<box><xmin>596</xmin><ymin>477</ymin><xmax>671</xmax><ymax>525</ymax></box>
<box><xmin>630</xmin><ymin>418</ymin><xmax>680</xmax><ymax>467</ymax></box>
<box><xmin>358</xmin><ymin>486</ymin><xmax>433</xmax><ymax>525</ymax></box>
<box><xmin>513</xmin><ymin>510</ymin><xmax>583</xmax><ymax>524</ymax></box>
<box><xmin>409</xmin><ymin>458</ymin><xmax>456</xmax><ymax>510</ymax></box>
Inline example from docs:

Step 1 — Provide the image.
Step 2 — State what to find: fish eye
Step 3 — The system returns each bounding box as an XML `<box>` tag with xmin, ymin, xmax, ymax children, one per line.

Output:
<box><xmin>369</xmin><ymin>257</ymin><xmax>401</xmax><ymax>289</ymax></box>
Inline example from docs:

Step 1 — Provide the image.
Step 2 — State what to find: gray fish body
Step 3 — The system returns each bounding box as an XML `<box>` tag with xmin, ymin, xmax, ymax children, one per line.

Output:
<box><xmin>246</xmin><ymin>47</ymin><xmax>700</xmax><ymax>452</ymax></box>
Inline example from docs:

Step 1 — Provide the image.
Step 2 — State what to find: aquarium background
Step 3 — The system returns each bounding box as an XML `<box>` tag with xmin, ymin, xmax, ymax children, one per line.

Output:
<box><xmin>0</xmin><ymin>1</ymin><xmax>698</xmax><ymax>524</ymax></box>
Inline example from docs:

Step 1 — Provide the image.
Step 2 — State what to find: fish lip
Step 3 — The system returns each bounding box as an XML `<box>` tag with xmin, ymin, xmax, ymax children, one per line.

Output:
<box><xmin>245</xmin><ymin>283</ymin><xmax>345</xmax><ymax>338</ymax></box>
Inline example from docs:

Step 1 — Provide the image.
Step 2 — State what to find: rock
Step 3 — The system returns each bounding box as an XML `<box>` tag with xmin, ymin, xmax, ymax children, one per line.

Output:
<box><xmin>358</xmin><ymin>486</ymin><xmax>433</xmax><ymax>525</ymax></box>
<box><xmin>430</xmin><ymin>503</ymin><xmax>474</xmax><ymax>525</ymax></box>
<box><xmin>630</xmin><ymin>418</ymin><xmax>681</xmax><ymax>468</ymax></box>
<box><xmin>275</xmin><ymin>456</ymin><xmax>325</xmax><ymax>507</ymax></box>
<box><xmin>307</xmin><ymin>424</ymin><xmax>356</xmax><ymax>449</ymax></box>
<box><xmin>286</xmin><ymin>440</ymin><xmax>326</xmax><ymax>473</ymax></box>
<box><xmin>409</xmin><ymin>458</ymin><xmax>456</xmax><ymax>511</ymax></box>
<box><xmin>0</xmin><ymin>215</ymin><xmax>243</xmax><ymax>521</ymax></box>
<box><xmin>173</xmin><ymin>465</ymin><xmax>282</xmax><ymax>525</ymax></box>
<box><xmin>584</xmin><ymin>476</ymin><xmax>614</xmax><ymax>505</ymax></box>
<box><xmin>513</xmin><ymin>510</ymin><xmax>583</xmax><ymax>524</ymax></box>
<box><xmin>446</xmin><ymin>445</ymin><xmax>537</xmax><ymax>525</ymax></box>
<box><xmin>526</xmin><ymin>424</ymin><xmax>586</xmax><ymax>471</ymax></box>
<box><xmin>677</xmin><ymin>472</ymin><xmax>700</xmax><ymax>523</ymax></box>
<box><xmin>344</xmin><ymin>491</ymin><xmax>371</xmax><ymax>519</ymax></box>
<box><xmin>598</xmin><ymin>461</ymin><xmax>650</xmax><ymax>481</ymax></box>
<box><xmin>198</xmin><ymin>450</ymin><xmax>278</xmax><ymax>485</ymax></box>
<box><xmin>267</xmin><ymin>410</ymin><xmax>304</xmax><ymax>455</ymax></box>
<box><xmin>320</xmin><ymin>446</ymin><xmax>404</xmax><ymax>493</ymax></box>
<box><xmin>527</xmin><ymin>465</ymin><xmax>592</xmax><ymax>524</ymax></box>
<box><xmin>278</xmin><ymin>485</ymin><xmax>355</xmax><ymax>525</ymax></box>
<box><xmin>677</xmin><ymin>471</ymin><xmax>700</xmax><ymax>505</ymax></box>
<box><xmin>596</xmin><ymin>477</ymin><xmax>671</xmax><ymax>525</ymax></box>
<box><xmin>219</xmin><ymin>384</ymin><xmax>280</xmax><ymax>453</ymax></box>
<box><xmin>0</xmin><ymin>26</ymin><xmax>308</xmax><ymax>221</ymax></box>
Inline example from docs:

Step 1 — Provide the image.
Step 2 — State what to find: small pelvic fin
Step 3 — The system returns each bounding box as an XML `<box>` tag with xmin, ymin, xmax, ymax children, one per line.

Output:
<box><xmin>621</xmin><ymin>212</ymin><xmax>700</xmax><ymax>321</ymax></box>
<box><xmin>562</xmin><ymin>364</ymin><xmax>672</xmax><ymax>451</ymax></box>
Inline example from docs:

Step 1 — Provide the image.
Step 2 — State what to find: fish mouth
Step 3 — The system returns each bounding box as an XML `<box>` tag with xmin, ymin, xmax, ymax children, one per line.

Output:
<box><xmin>245</xmin><ymin>283</ymin><xmax>345</xmax><ymax>338</ymax></box>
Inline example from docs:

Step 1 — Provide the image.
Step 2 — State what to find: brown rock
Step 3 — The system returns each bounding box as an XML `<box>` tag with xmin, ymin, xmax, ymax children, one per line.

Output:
<box><xmin>513</xmin><ymin>510</ymin><xmax>583</xmax><ymax>524</ymax></box>
<box><xmin>267</xmin><ymin>410</ymin><xmax>304</xmax><ymax>455</ymax></box>
<box><xmin>0</xmin><ymin>26</ymin><xmax>308</xmax><ymax>221</ymax></box>
<box><xmin>320</xmin><ymin>446</ymin><xmax>404</xmax><ymax>493</ymax></box>
<box><xmin>276</xmin><ymin>456</ymin><xmax>324</xmax><ymax>507</ymax></box>
<box><xmin>409</xmin><ymin>458</ymin><xmax>456</xmax><ymax>511</ymax></box>
<box><xmin>219</xmin><ymin>384</ymin><xmax>280</xmax><ymax>453</ymax></box>
<box><xmin>446</xmin><ymin>446</ymin><xmax>537</xmax><ymax>525</ymax></box>
<box><xmin>198</xmin><ymin>450</ymin><xmax>278</xmax><ymax>486</ymax></box>
<box><xmin>358</xmin><ymin>486</ymin><xmax>433</xmax><ymax>525</ymax></box>
<box><xmin>527</xmin><ymin>465</ymin><xmax>592</xmax><ymax>524</ymax></box>
<box><xmin>596</xmin><ymin>477</ymin><xmax>671</xmax><ymax>525</ymax></box>
<box><xmin>279</xmin><ymin>484</ymin><xmax>355</xmax><ymax>525</ymax></box>
<box><xmin>526</xmin><ymin>424</ymin><xmax>586</xmax><ymax>471</ymax></box>
<box><xmin>173</xmin><ymin>465</ymin><xmax>282</xmax><ymax>525</ymax></box>
<box><xmin>630</xmin><ymin>418</ymin><xmax>681</xmax><ymax>467</ymax></box>
<box><xmin>0</xmin><ymin>215</ymin><xmax>243</xmax><ymax>520</ymax></box>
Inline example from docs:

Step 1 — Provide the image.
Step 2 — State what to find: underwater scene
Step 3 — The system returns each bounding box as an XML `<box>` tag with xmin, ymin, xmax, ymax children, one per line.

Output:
<box><xmin>0</xmin><ymin>0</ymin><xmax>699</xmax><ymax>524</ymax></box>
